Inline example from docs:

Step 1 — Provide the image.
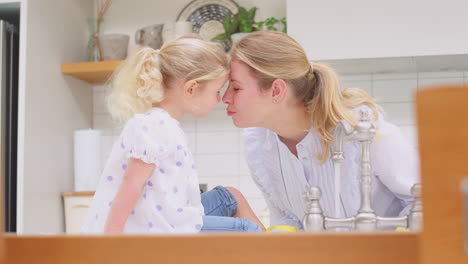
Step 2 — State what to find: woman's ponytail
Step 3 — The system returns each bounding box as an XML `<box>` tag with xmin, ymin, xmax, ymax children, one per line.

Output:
<box><xmin>303</xmin><ymin>62</ymin><xmax>352</xmax><ymax>162</ymax></box>
<box><xmin>305</xmin><ymin>62</ymin><xmax>379</xmax><ymax>162</ymax></box>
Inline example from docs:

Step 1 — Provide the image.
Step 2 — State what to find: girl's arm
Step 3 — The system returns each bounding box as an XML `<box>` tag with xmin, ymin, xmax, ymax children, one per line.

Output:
<box><xmin>104</xmin><ymin>158</ymin><xmax>155</xmax><ymax>234</ymax></box>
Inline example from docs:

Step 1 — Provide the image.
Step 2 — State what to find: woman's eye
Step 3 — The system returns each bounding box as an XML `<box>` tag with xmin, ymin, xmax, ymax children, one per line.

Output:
<box><xmin>233</xmin><ymin>87</ymin><xmax>240</xmax><ymax>91</ymax></box>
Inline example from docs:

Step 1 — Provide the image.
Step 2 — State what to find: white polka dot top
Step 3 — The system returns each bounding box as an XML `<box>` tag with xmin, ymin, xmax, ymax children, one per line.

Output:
<box><xmin>81</xmin><ymin>108</ymin><xmax>204</xmax><ymax>234</ymax></box>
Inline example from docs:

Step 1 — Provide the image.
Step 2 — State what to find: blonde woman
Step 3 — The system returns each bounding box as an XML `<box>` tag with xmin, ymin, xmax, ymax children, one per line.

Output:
<box><xmin>222</xmin><ymin>31</ymin><xmax>420</xmax><ymax>229</ymax></box>
<box><xmin>81</xmin><ymin>36</ymin><xmax>264</xmax><ymax>234</ymax></box>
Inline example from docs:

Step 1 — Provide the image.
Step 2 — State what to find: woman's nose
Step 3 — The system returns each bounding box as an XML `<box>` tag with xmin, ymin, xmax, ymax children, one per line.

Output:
<box><xmin>222</xmin><ymin>87</ymin><xmax>232</xmax><ymax>104</ymax></box>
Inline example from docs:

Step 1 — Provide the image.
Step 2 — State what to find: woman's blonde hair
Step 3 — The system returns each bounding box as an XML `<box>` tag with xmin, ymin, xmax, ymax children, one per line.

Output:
<box><xmin>107</xmin><ymin>35</ymin><xmax>229</xmax><ymax>124</ymax></box>
<box><xmin>230</xmin><ymin>31</ymin><xmax>379</xmax><ymax>163</ymax></box>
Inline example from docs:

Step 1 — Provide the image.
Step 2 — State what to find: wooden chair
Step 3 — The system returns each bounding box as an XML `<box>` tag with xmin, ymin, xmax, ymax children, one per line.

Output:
<box><xmin>417</xmin><ymin>85</ymin><xmax>468</xmax><ymax>264</ymax></box>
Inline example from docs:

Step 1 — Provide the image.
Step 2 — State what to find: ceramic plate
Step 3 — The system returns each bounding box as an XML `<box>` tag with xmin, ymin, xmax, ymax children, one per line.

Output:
<box><xmin>176</xmin><ymin>0</ymin><xmax>239</xmax><ymax>50</ymax></box>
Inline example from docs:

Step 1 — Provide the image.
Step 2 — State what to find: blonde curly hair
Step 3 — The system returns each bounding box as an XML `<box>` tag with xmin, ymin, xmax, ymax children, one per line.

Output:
<box><xmin>107</xmin><ymin>35</ymin><xmax>229</xmax><ymax>124</ymax></box>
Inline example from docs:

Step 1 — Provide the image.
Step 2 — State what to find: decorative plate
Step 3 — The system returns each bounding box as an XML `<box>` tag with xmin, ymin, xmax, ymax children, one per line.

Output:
<box><xmin>176</xmin><ymin>0</ymin><xmax>239</xmax><ymax>51</ymax></box>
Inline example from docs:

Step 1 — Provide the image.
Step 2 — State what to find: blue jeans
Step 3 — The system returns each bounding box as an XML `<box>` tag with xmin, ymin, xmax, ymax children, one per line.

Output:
<box><xmin>201</xmin><ymin>186</ymin><xmax>262</xmax><ymax>232</ymax></box>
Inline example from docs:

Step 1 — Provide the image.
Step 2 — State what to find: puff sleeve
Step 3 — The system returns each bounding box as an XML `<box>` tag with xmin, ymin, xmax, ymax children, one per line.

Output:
<box><xmin>120</xmin><ymin>114</ymin><xmax>171</xmax><ymax>165</ymax></box>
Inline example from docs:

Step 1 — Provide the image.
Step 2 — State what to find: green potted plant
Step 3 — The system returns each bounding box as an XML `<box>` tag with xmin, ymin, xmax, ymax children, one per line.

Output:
<box><xmin>212</xmin><ymin>6</ymin><xmax>258</xmax><ymax>44</ymax></box>
<box><xmin>256</xmin><ymin>17</ymin><xmax>287</xmax><ymax>33</ymax></box>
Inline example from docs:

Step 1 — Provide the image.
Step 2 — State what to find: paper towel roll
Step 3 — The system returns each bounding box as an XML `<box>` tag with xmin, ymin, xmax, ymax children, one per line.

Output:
<box><xmin>74</xmin><ymin>129</ymin><xmax>102</xmax><ymax>191</ymax></box>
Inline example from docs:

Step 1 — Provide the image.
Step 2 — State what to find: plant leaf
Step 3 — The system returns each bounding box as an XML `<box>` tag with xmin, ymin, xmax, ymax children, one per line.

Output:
<box><xmin>212</xmin><ymin>33</ymin><xmax>227</xmax><ymax>41</ymax></box>
<box><xmin>248</xmin><ymin>7</ymin><xmax>257</xmax><ymax>20</ymax></box>
<box><xmin>281</xmin><ymin>17</ymin><xmax>287</xmax><ymax>33</ymax></box>
<box><xmin>238</xmin><ymin>7</ymin><xmax>248</xmax><ymax>20</ymax></box>
<box><xmin>228</xmin><ymin>13</ymin><xmax>240</xmax><ymax>34</ymax></box>
<box><xmin>223</xmin><ymin>12</ymin><xmax>231</xmax><ymax>32</ymax></box>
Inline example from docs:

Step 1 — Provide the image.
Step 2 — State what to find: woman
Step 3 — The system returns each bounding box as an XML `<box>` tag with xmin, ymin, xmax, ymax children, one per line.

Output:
<box><xmin>222</xmin><ymin>31</ymin><xmax>420</xmax><ymax>229</ymax></box>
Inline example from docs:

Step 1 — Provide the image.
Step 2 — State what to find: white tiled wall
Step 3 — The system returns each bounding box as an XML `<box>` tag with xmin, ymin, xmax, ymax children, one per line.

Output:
<box><xmin>93</xmin><ymin>70</ymin><xmax>467</xmax><ymax>225</ymax></box>
<box><xmin>341</xmin><ymin>70</ymin><xmax>467</xmax><ymax>148</ymax></box>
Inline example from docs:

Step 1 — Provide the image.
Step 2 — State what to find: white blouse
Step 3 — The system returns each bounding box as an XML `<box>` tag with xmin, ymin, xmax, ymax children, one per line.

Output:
<box><xmin>243</xmin><ymin>105</ymin><xmax>420</xmax><ymax>229</ymax></box>
<box><xmin>81</xmin><ymin>108</ymin><xmax>204</xmax><ymax>234</ymax></box>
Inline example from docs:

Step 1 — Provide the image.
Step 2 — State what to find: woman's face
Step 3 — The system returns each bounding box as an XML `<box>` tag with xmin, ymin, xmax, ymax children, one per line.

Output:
<box><xmin>222</xmin><ymin>59</ymin><xmax>274</xmax><ymax>128</ymax></box>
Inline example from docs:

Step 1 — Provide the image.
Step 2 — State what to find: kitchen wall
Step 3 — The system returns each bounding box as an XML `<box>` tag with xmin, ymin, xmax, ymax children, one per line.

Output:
<box><xmin>288</xmin><ymin>0</ymin><xmax>468</xmax><ymax>60</ymax></box>
<box><xmin>18</xmin><ymin>0</ymin><xmax>93</xmax><ymax>234</ymax></box>
<box><xmin>339</xmin><ymin>71</ymin><xmax>467</xmax><ymax>147</ymax></box>
<box><xmin>94</xmin><ymin>70</ymin><xmax>468</xmax><ymax>225</ymax></box>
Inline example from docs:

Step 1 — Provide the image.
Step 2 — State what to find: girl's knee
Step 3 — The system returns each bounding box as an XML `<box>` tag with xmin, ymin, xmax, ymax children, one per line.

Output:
<box><xmin>224</xmin><ymin>186</ymin><xmax>244</xmax><ymax>201</ymax></box>
<box><xmin>224</xmin><ymin>186</ymin><xmax>239</xmax><ymax>195</ymax></box>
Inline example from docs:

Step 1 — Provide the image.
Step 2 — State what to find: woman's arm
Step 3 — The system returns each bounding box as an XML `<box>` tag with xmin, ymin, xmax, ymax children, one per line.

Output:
<box><xmin>104</xmin><ymin>158</ymin><xmax>155</xmax><ymax>234</ymax></box>
<box><xmin>370</xmin><ymin>113</ymin><xmax>420</xmax><ymax>215</ymax></box>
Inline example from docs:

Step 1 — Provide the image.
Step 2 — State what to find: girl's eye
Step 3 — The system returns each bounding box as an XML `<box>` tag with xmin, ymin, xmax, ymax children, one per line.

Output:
<box><xmin>233</xmin><ymin>87</ymin><xmax>240</xmax><ymax>91</ymax></box>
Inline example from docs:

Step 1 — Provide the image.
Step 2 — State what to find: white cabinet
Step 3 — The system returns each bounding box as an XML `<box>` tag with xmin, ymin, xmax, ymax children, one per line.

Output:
<box><xmin>61</xmin><ymin>192</ymin><xmax>94</xmax><ymax>234</ymax></box>
<box><xmin>287</xmin><ymin>0</ymin><xmax>468</xmax><ymax>61</ymax></box>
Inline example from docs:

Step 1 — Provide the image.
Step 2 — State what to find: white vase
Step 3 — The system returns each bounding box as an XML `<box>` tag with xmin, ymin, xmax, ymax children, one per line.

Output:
<box><xmin>99</xmin><ymin>34</ymin><xmax>130</xmax><ymax>60</ymax></box>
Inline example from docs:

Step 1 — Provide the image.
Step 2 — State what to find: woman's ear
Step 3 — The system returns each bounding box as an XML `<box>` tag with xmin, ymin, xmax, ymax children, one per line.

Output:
<box><xmin>183</xmin><ymin>80</ymin><xmax>199</xmax><ymax>98</ymax></box>
<box><xmin>271</xmin><ymin>79</ymin><xmax>288</xmax><ymax>103</ymax></box>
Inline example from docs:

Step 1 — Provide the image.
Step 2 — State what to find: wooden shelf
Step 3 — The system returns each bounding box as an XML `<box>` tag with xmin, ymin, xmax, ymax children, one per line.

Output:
<box><xmin>61</xmin><ymin>191</ymin><xmax>95</xmax><ymax>197</ymax></box>
<box><xmin>61</xmin><ymin>60</ymin><xmax>123</xmax><ymax>84</ymax></box>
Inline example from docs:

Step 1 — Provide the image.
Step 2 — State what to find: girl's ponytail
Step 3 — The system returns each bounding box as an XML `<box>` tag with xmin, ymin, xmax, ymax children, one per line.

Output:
<box><xmin>107</xmin><ymin>47</ymin><xmax>165</xmax><ymax>125</ymax></box>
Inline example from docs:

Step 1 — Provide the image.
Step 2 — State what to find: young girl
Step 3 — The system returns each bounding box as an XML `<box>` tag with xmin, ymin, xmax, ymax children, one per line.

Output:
<box><xmin>81</xmin><ymin>36</ymin><xmax>263</xmax><ymax>234</ymax></box>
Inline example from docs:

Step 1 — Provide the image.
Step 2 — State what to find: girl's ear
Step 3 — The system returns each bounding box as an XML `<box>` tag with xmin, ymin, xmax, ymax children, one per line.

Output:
<box><xmin>271</xmin><ymin>79</ymin><xmax>288</xmax><ymax>103</ymax></box>
<box><xmin>183</xmin><ymin>80</ymin><xmax>199</xmax><ymax>98</ymax></box>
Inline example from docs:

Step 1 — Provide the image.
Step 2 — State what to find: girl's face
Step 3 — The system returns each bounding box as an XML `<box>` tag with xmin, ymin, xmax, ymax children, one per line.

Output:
<box><xmin>191</xmin><ymin>74</ymin><xmax>228</xmax><ymax>117</ymax></box>
<box><xmin>222</xmin><ymin>59</ymin><xmax>274</xmax><ymax>128</ymax></box>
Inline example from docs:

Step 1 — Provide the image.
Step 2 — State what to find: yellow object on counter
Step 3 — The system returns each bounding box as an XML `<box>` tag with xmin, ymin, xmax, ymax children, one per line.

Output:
<box><xmin>395</xmin><ymin>226</ymin><xmax>410</xmax><ymax>232</ymax></box>
<box><xmin>266</xmin><ymin>225</ymin><xmax>299</xmax><ymax>233</ymax></box>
